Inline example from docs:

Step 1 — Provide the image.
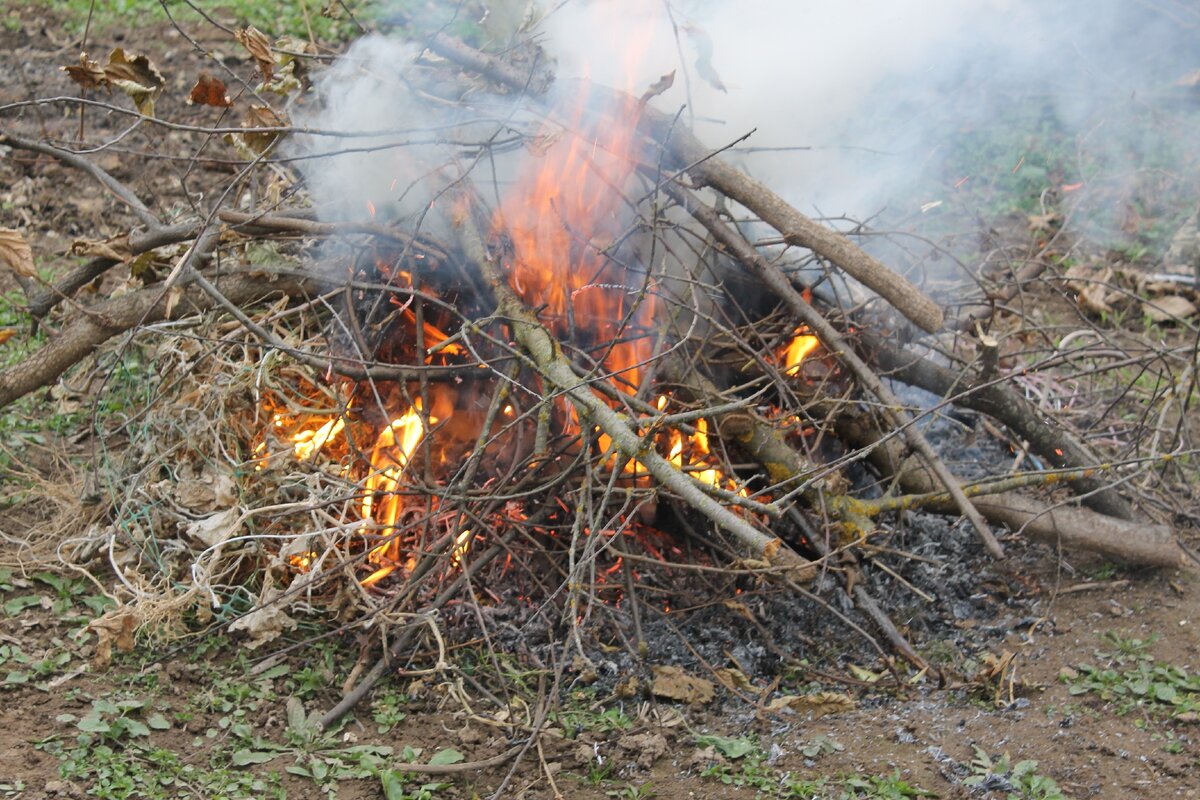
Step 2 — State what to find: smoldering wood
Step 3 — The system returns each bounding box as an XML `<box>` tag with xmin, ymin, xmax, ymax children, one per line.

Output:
<box><xmin>834</xmin><ymin>413</ymin><xmax>1189</xmax><ymax>568</ymax></box>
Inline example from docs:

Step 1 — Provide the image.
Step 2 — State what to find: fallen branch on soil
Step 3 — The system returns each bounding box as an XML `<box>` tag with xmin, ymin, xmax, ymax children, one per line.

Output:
<box><xmin>835</xmin><ymin>413</ymin><xmax>1190</xmax><ymax>568</ymax></box>
<box><xmin>859</xmin><ymin>330</ymin><xmax>1134</xmax><ymax>520</ymax></box>
<box><xmin>0</xmin><ymin>265</ymin><xmax>310</xmax><ymax>408</ymax></box>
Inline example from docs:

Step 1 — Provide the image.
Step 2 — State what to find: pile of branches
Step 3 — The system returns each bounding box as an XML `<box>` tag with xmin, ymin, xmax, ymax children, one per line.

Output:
<box><xmin>0</xmin><ymin>12</ymin><xmax>1194</xmax><ymax>732</ymax></box>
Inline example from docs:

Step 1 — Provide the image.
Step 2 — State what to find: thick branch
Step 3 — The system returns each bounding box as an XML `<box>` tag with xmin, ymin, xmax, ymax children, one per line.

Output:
<box><xmin>640</xmin><ymin>112</ymin><xmax>944</xmax><ymax>333</ymax></box>
<box><xmin>835</xmin><ymin>414</ymin><xmax>1188</xmax><ymax>568</ymax></box>
<box><xmin>455</xmin><ymin>210</ymin><xmax>814</xmax><ymax>579</ymax></box>
<box><xmin>0</xmin><ymin>269</ymin><xmax>310</xmax><ymax>409</ymax></box>
<box><xmin>663</xmin><ymin>181</ymin><xmax>1004</xmax><ymax>559</ymax></box>
<box><xmin>858</xmin><ymin>330</ymin><xmax>1133</xmax><ymax>520</ymax></box>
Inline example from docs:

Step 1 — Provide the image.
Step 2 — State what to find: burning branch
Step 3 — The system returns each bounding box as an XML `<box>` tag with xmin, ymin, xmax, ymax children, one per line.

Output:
<box><xmin>455</xmin><ymin>202</ymin><xmax>816</xmax><ymax>581</ymax></box>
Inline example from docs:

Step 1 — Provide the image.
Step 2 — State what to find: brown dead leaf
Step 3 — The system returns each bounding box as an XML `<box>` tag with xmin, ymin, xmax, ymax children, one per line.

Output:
<box><xmin>230</xmin><ymin>586</ymin><xmax>296</xmax><ymax>649</ymax></box>
<box><xmin>765</xmin><ymin>691</ymin><xmax>856</xmax><ymax>718</ymax></box>
<box><xmin>62</xmin><ymin>51</ymin><xmax>106</xmax><ymax>89</ymax></box>
<box><xmin>234</xmin><ymin>104</ymin><xmax>287</xmax><ymax>155</ymax></box>
<box><xmin>721</xmin><ymin>599</ymin><xmax>755</xmax><ymax>622</ymax></box>
<box><xmin>188</xmin><ymin>72</ymin><xmax>233</xmax><ymax>107</ymax></box>
<box><xmin>0</xmin><ymin>228</ymin><xmax>36</xmax><ymax>278</ymax></box>
<box><xmin>70</xmin><ymin>233</ymin><xmax>133</xmax><ymax>263</ymax></box>
<box><xmin>638</xmin><ymin>70</ymin><xmax>675</xmax><ymax>108</ymax></box>
<box><xmin>0</xmin><ymin>329</ymin><xmax>16</xmax><ymax>346</ymax></box>
<box><xmin>104</xmin><ymin>48</ymin><xmax>165</xmax><ymax>116</ymax></box>
<box><xmin>1064</xmin><ymin>263</ymin><xmax>1117</xmax><ymax>315</ymax></box>
<box><xmin>650</xmin><ymin>664</ymin><xmax>715</xmax><ymax>704</ymax></box>
<box><xmin>236</xmin><ymin>26</ymin><xmax>275</xmax><ymax>84</ymax></box>
<box><xmin>88</xmin><ymin>609</ymin><xmax>137</xmax><ymax>667</ymax></box>
<box><xmin>713</xmin><ymin>667</ymin><xmax>753</xmax><ymax>691</ymax></box>
<box><xmin>1142</xmin><ymin>295</ymin><xmax>1197</xmax><ymax>323</ymax></box>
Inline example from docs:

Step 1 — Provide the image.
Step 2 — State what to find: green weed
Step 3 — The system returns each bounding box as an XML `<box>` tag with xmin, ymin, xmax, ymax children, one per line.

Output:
<box><xmin>964</xmin><ymin>747</ymin><xmax>1067</xmax><ymax>800</ymax></box>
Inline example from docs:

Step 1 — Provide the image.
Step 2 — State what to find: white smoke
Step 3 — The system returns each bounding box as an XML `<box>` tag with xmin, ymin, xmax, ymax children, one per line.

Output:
<box><xmin>291</xmin><ymin>0</ymin><xmax>1200</xmax><ymax>276</ymax></box>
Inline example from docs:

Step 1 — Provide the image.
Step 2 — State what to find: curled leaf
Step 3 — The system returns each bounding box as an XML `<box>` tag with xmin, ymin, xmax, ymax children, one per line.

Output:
<box><xmin>104</xmin><ymin>48</ymin><xmax>165</xmax><ymax>116</ymax></box>
<box><xmin>0</xmin><ymin>228</ymin><xmax>36</xmax><ymax>278</ymax></box>
<box><xmin>236</xmin><ymin>26</ymin><xmax>275</xmax><ymax>84</ymax></box>
<box><xmin>188</xmin><ymin>72</ymin><xmax>233</xmax><ymax>107</ymax></box>
<box><xmin>62</xmin><ymin>52</ymin><xmax>106</xmax><ymax>89</ymax></box>
<box><xmin>650</xmin><ymin>664</ymin><xmax>715</xmax><ymax>704</ymax></box>
<box><xmin>225</xmin><ymin>104</ymin><xmax>287</xmax><ymax>156</ymax></box>
<box><xmin>70</xmin><ymin>233</ymin><xmax>133</xmax><ymax>263</ymax></box>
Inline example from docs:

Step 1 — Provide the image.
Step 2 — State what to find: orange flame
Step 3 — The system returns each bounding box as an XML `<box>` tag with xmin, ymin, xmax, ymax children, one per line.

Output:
<box><xmin>292</xmin><ymin>416</ymin><xmax>346</xmax><ymax>461</ymax></box>
<box><xmin>783</xmin><ymin>329</ymin><xmax>821</xmax><ymax>376</ymax></box>
<box><xmin>360</xmin><ymin>405</ymin><xmax>435</xmax><ymax>585</ymax></box>
<box><xmin>499</xmin><ymin>88</ymin><xmax>655</xmax><ymax>396</ymax></box>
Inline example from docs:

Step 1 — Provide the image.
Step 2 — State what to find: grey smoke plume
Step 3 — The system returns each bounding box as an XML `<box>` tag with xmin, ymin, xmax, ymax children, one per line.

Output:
<box><xmin>292</xmin><ymin>0</ymin><xmax>1200</xmax><ymax>277</ymax></box>
<box><xmin>540</xmin><ymin>0</ymin><xmax>1198</xmax><ymax>248</ymax></box>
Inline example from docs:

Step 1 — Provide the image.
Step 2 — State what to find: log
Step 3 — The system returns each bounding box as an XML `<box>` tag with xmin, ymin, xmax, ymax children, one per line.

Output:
<box><xmin>858</xmin><ymin>330</ymin><xmax>1134</xmax><ymax>520</ymax></box>
<box><xmin>0</xmin><ymin>268</ymin><xmax>311</xmax><ymax>410</ymax></box>
<box><xmin>639</xmin><ymin>110</ymin><xmax>945</xmax><ymax>334</ymax></box>
<box><xmin>835</xmin><ymin>414</ymin><xmax>1190</xmax><ymax>568</ymax></box>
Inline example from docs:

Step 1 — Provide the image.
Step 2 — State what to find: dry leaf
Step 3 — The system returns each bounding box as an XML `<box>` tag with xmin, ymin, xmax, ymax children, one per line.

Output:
<box><xmin>650</xmin><ymin>664</ymin><xmax>715</xmax><ymax>704</ymax></box>
<box><xmin>0</xmin><ymin>228</ymin><xmax>36</xmax><ymax>278</ymax></box>
<box><xmin>70</xmin><ymin>233</ymin><xmax>133</xmax><ymax>263</ymax></box>
<box><xmin>188</xmin><ymin>72</ymin><xmax>233</xmax><ymax>107</ymax></box>
<box><xmin>236</xmin><ymin>26</ymin><xmax>275</xmax><ymax>84</ymax></box>
<box><xmin>185</xmin><ymin>508</ymin><xmax>241</xmax><ymax>549</ymax></box>
<box><xmin>1064</xmin><ymin>263</ymin><xmax>1117</xmax><ymax>315</ymax></box>
<box><xmin>88</xmin><ymin>609</ymin><xmax>137</xmax><ymax>667</ymax></box>
<box><xmin>766</xmin><ymin>691</ymin><xmax>856</xmax><ymax>718</ymax></box>
<box><xmin>1142</xmin><ymin>295</ymin><xmax>1197</xmax><ymax>322</ymax></box>
<box><xmin>713</xmin><ymin>667</ymin><xmax>753</xmax><ymax>691</ymax></box>
<box><xmin>0</xmin><ymin>329</ymin><xmax>16</xmax><ymax>346</ymax></box>
<box><xmin>684</xmin><ymin>24</ymin><xmax>727</xmax><ymax>92</ymax></box>
<box><xmin>104</xmin><ymin>48</ymin><xmax>165</xmax><ymax>116</ymax></box>
<box><xmin>236</xmin><ymin>104</ymin><xmax>287</xmax><ymax>155</ymax></box>
<box><xmin>230</xmin><ymin>587</ymin><xmax>296</xmax><ymax>649</ymax></box>
<box><xmin>62</xmin><ymin>51</ymin><xmax>106</xmax><ymax>89</ymax></box>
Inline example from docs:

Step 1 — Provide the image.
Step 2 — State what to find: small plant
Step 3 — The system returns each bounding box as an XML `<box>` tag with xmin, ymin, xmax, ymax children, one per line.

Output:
<box><xmin>964</xmin><ymin>748</ymin><xmax>1066</xmax><ymax>799</ymax></box>
<box><xmin>1096</xmin><ymin>631</ymin><xmax>1158</xmax><ymax>663</ymax></box>
<box><xmin>607</xmin><ymin>782</ymin><xmax>657</xmax><ymax>799</ymax></box>
<box><xmin>372</xmin><ymin>687</ymin><xmax>410</xmax><ymax>733</ymax></box>
<box><xmin>840</xmin><ymin>769</ymin><xmax>936</xmax><ymax>799</ymax></box>
<box><xmin>68</xmin><ymin>698</ymin><xmax>171</xmax><ymax>745</ymax></box>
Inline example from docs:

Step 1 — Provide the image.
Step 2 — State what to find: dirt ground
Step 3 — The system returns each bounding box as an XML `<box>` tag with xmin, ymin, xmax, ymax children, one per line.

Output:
<box><xmin>1</xmin><ymin>4</ymin><xmax>1198</xmax><ymax>800</ymax></box>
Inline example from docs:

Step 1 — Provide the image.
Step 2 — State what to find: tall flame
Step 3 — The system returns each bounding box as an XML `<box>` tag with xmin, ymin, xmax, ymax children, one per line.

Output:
<box><xmin>499</xmin><ymin>88</ymin><xmax>655</xmax><ymax>395</ymax></box>
<box><xmin>361</xmin><ymin>406</ymin><xmax>434</xmax><ymax>586</ymax></box>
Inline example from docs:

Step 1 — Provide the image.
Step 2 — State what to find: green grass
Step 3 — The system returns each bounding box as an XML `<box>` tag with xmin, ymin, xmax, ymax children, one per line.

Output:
<box><xmin>692</xmin><ymin>733</ymin><xmax>931</xmax><ymax>799</ymax></box>
<box><xmin>0</xmin><ymin>0</ymin><xmax>379</xmax><ymax>41</ymax></box>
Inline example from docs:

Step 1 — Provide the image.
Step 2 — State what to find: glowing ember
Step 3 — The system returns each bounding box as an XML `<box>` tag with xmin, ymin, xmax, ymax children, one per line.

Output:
<box><xmin>450</xmin><ymin>528</ymin><xmax>472</xmax><ymax>568</ymax></box>
<box><xmin>292</xmin><ymin>416</ymin><xmax>346</xmax><ymax>461</ymax></box>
